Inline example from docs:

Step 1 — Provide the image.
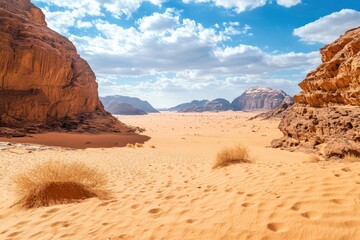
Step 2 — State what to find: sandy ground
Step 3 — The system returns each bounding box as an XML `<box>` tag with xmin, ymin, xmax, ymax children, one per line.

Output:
<box><xmin>0</xmin><ymin>111</ymin><xmax>359</xmax><ymax>239</ymax></box>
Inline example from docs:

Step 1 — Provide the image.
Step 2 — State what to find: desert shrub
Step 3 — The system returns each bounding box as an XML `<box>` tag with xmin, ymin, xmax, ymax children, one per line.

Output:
<box><xmin>343</xmin><ymin>154</ymin><xmax>360</xmax><ymax>163</ymax></box>
<box><xmin>306</xmin><ymin>155</ymin><xmax>322</xmax><ymax>163</ymax></box>
<box><xmin>13</xmin><ymin>161</ymin><xmax>108</xmax><ymax>208</ymax></box>
<box><xmin>213</xmin><ymin>144</ymin><xmax>254</xmax><ymax>169</ymax></box>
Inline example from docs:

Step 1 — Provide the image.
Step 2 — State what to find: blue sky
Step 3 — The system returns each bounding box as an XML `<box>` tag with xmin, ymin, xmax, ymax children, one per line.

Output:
<box><xmin>32</xmin><ymin>0</ymin><xmax>360</xmax><ymax>107</ymax></box>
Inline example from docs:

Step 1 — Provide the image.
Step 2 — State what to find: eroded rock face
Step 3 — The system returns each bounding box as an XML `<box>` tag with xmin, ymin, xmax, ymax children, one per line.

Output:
<box><xmin>231</xmin><ymin>87</ymin><xmax>293</xmax><ymax>111</ymax></box>
<box><xmin>272</xmin><ymin>27</ymin><xmax>360</xmax><ymax>158</ymax></box>
<box><xmin>0</xmin><ymin>0</ymin><xmax>126</xmax><ymax>135</ymax></box>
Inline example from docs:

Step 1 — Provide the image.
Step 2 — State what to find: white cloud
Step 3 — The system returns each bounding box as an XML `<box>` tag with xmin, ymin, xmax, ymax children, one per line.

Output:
<box><xmin>42</xmin><ymin>8</ymin><xmax>76</xmax><ymax>34</ymax></box>
<box><xmin>33</xmin><ymin>0</ymin><xmax>166</xmax><ymax>19</ymax></box>
<box><xmin>293</xmin><ymin>9</ymin><xmax>360</xmax><ymax>44</ymax></box>
<box><xmin>138</xmin><ymin>8</ymin><xmax>180</xmax><ymax>32</ymax></box>
<box><xmin>276</xmin><ymin>0</ymin><xmax>301</xmax><ymax>8</ymax></box>
<box><xmin>76</xmin><ymin>20</ymin><xmax>93</xmax><ymax>28</ymax></box>
<box><xmin>182</xmin><ymin>0</ymin><xmax>300</xmax><ymax>13</ymax></box>
<box><xmin>68</xmin><ymin>9</ymin><xmax>320</xmax><ymax>78</ymax></box>
<box><xmin>182</xmin><ymin>0</ymin><xmax>267</xmax><ymax>13</ymax></box>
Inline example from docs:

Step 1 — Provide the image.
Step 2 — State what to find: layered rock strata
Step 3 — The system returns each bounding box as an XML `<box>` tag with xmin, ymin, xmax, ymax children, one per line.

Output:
<box><xmin>272</xmin><ymin>27</ymin><xmax>360</xmax><ymax>158</ymax></box>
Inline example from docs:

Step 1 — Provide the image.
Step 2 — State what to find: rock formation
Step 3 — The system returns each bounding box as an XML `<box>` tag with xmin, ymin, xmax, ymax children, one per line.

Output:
<box><xmin>107</xmin><ymin>103</ymin><xmax>147</xmax><ymax>115</ymax></box>
<box><xmin>101</xmin><ymin>96</ymin><xmax>159</xmax><ymax>113</ymax></box>
<box><xmin>231</xmin><ymin>87</ymin><xmax>293</xmax><ymax>111</ymax></box>
<box><xmin>167</xmin><ymin>100</ymin><xmax>209</xmax><ymax>112</ymax></box>
<box><xmin>272</xmin><ymin>27</ymin><xmax>360</xmax><ymax>159</ymax></box>
<box><xmin>249</xmin><ymin>101</ymin><xmax>294</xmax><ymax>120</ymax></box>
<box><xmin>178</xmin><ymin>99</ymin><xmax>233</xmax><ymax>112</ymax></box>
<box><xmin>0</xmin><ymin>0</ymin><xmax>127</xmax><ymax>136</ymax></box>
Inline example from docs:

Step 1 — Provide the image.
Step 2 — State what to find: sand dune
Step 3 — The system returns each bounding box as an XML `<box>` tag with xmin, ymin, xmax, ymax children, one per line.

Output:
<box><xmin>0</xmin><ymin>112</ymin><xmax>359</xmax><ymax>239</ymax></box>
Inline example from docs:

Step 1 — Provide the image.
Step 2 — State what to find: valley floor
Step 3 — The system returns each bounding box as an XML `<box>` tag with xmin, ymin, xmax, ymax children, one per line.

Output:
<box><xmin>0</xmin><ymin>112</ymin><xmax>359</xmax><ymax>239</ymax></box>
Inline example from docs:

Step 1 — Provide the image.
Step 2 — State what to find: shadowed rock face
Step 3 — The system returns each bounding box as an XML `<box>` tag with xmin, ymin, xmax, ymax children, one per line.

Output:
<box><xmin>231</xmin><ymin>87</ymin><xmax>293</xmax><ymax>111</ymax></box>
<box><xmin>0</xmin><ymin>0</ymin><xmax>126</xmax><ymax>135</ymax></box>
<box><xmin>272</xmin><ymin>27</ymin><xmax>360</xmax><ymax>159</ymax></box>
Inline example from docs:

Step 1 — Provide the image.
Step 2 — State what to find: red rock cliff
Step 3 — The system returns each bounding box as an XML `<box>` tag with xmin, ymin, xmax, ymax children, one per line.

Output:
<box><xmin>272</xmin><ymin>27</ymin><xmax>360</xmax><ymax>159</ymax></box>
<box><xmin>0</xmin><ymin>0</ymin><xmax>126</xmax><ymax>135</ymax></box>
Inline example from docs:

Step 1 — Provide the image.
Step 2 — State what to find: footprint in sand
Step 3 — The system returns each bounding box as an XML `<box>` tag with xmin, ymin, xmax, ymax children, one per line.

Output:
<box><xmin>131</xmin><ymin>204</ymin><xmax>140</xmax><ymax>209</ymax></box>
<box><xmin>148</xmin><ymin>208</ymin><xmax>162</xmax><ymax>214</ymax></box>
<box><xmin>242</xmin><ymin>202</ymin><xmax>255</xmax><ymax>207</ymax></box>
<box><xmin>301</xmin><ymin>211</ymin><xmax>322</xmax><ymax>220</ymax></box>
<box><xmin>267</xmin><ymin>223</ymin><xmax>288</xmax><ymax>232</ymax></box>
<box><xmin>290</xmin><ymin>202</ymin><xmax>303</xmax><ymax>211</ymax></box>
<box><xmin>186</xmin><ymin>219</ymin><xmax>195</xmax><ymax>224</ymax></box>
<box><xmin>165</xmin><ymin>195</ymin><xmax>175</xmax><ymax>200</ymax></box>
<box><xmin>331</xmin><ymin>199</ymin><xmax>352</xmax><ymax>206</ymax></box>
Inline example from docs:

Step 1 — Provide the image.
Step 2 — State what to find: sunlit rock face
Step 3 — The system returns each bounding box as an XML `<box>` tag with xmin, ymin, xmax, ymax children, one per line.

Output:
<box><xmin>231</xmin><ymin>87</ymin><xmax>293</xmax><ymax>111</ymax></box>
<box><xmin>0</xmin><ymin>0</ymin><xmax>126</xmax><ymax>135</ymax></box>
<box><xmin>272</xmin><ymin>27</ymin><xmax>360</xmax><ymax>159</ymax></box>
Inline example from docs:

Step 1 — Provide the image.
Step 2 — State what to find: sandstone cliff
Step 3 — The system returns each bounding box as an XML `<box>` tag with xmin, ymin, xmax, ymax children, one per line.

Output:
<box><xmin>231</xmin><ymin>87</ymin><xmax>293</xmax><ymax>111</ymax></box>
<box><xmin>272</xmin><ymin>27</ymin><xmax>360</xmax><ymax>159</ymax></box>
<box><xmin>0</xmin><ymin>0</ymin><xmax>126</xmax><ymax>136</ymax></box>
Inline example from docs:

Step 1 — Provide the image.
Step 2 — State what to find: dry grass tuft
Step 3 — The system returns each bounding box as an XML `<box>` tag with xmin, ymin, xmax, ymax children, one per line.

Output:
<box><xmin>343</xmin><ymin>154</ymin><xmax>360</xmax><ymax>163</ymax></box>
<box><xmin>213</xmin><ymin>144</ymin><xmax>254</xmax><ymax>169</ymax></box>
<box><xmin>305</xmin><ymin>155</ymin><xmax>322</xmax><ymax>163</ymax></box>
<box><xmin>13</xmin><ymin>161</ymin><xmax>108</xmax><ymax>208</ymax></box>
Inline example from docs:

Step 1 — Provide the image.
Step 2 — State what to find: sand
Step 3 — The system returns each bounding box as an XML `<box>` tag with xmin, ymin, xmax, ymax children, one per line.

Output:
<box><xmin>0</xmin><ymin>111</ymin><xmax>359</xmax><ymax>239</ymax></box>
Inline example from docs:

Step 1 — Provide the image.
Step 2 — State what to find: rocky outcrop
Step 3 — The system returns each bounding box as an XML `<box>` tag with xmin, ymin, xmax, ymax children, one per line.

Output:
<box><xmin>249</xmin><ymin>101</ymin><xmax>294</xmax><ymax>120</ymax></box>
<box><xmin>272</xmin><ymin>27</ymin><xmax>360</xmax><ymax>159</ymax></box>
<box><xmin>107</xmin><ymin>103</ymin><xmax>147</xmax><ymax>115</ymax></box>
<box><xmin>179</xmin><ymin>98</ymin><xmax>233</xmax><ymax>112</ymax></box>
<box><xmin>0</xmin><ymin>0</ymin><xmax>127</xmax><ymax>136</ymax></box>
<box><xmin>167</xmin><ymin>100</ymin><xmax>209</xmax><ymax>112</ymax></box>
<box><xmin>101</xmin><ymin>96</ymin><xmax>159</xmax><ymax>113</ymax></box>
<box><xmin>231</xmin><ymin>87</ymin><xmax>293</xmax><ymax>111</ymax></box>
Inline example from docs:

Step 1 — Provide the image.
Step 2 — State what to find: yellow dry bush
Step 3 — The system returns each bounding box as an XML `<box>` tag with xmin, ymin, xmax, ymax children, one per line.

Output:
<box><xmin>13</xmin><ymin>161</ymin><xmax>108</xmax><ymax>208</ymax></box>
<box><xmin>213</xmin><ymin>144</ymin><xmax>254</xmax><ymax>169</ymax></box>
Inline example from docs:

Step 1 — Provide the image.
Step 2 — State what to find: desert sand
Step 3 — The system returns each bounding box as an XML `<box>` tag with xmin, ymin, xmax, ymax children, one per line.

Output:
<box><xmin>0</xmin><ymin>112</ymin><xmax>359</xmax><ymax>239</ymax></box>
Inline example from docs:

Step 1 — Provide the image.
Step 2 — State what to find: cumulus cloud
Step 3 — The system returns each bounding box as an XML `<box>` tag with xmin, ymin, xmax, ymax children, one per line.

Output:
<box><xmin>276</xmin><ymin>0</ymin><xmax>301</xmax><ymax>8</ymax></box>
<box><xmin>293</xmin><ymin>9</ymin><xmax>360</xmax><ymax>44</ymax></box>
<box><xmin>182</xmin><ymin>0</ymin><xmax>300</xmax><ymax>12</ymax></box>
<box><xmin>138</xmin><ymin>8</ymin><xmax>180</xmax><ymax>32</ymax></box>
<box><xmin>69</xmin><ymin>9</ymin><xmax>320</xmax><ymax>77</ymax></box>
<box><xmin>33</xmin><ymin>0</ymin><xmax>166</xmax><ymax>19</ymax></box>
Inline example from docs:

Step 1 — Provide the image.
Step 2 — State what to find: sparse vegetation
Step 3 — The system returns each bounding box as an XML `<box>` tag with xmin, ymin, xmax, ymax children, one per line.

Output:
<box><xmin>13</xmin><ymin>161</ymin><xmax>108</xmax><ymax>208</ymax></box>
<box><xmin>126</xmin><ymin>143</ymin><xmax>143</xmax><ymax>148</ymax></box>
<box><xmin>306</xmin><ymin>155</ymin><xmax>322</xmax><ymax>163</ymax></box>
<box><xmin>127</xmin><ymin>126</ymin><xmax>146</xmax><ymax>133</ymax></box>
<box><xmin>213</xmin><ymin>144</ymin><xmax>254</xmax><ymax>169</ymax></box>
<box><xmin>343</xmin><ymin>154</ymin><xmax>360</xmax><ymax>163</ymax></box>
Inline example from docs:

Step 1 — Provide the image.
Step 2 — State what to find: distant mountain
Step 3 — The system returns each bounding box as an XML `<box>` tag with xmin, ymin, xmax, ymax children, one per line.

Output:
<box><xmin>231</xmin><ymin>87</ymin><xmax>293</xmax><ymax>111</ymax></box>
<box><xmin>101</xmin><ymin>95</ymin><xmax>159</xmax><ymax>113</ymax></box>
<box><xmin>167</xmin><ymin>100</ymin><xmax>209</xmax><ymax>111</ymax></box>
<box><xmin>106</xmin><ymin>103</ymin><xmax>147</xmax><ymax>115</ymax></box>
<box><xmin>177</xmin><ymin>98</ymin><xmax>233</xmax><ymax>112</ymax></box>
